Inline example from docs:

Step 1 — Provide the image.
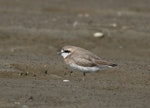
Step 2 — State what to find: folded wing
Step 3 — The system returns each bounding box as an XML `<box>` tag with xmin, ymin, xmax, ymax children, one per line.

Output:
<box><xmin>72</xmin><ymin>54</ymin><xmax>117</xmax><ymax>67</ymax></box>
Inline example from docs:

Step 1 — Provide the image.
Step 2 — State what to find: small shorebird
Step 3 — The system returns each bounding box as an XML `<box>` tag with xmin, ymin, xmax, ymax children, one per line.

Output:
<box><xmin>57</xmin><ymin>45</ymin><xmax>117</xmax><ymax>80</ymax></box>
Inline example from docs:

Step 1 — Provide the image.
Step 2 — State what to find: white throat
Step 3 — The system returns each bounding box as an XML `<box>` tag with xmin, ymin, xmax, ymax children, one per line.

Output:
<box><xmin>61</xmin><ymin>52</ymin><xmax>70</xmax><ymax>58</ymax></box>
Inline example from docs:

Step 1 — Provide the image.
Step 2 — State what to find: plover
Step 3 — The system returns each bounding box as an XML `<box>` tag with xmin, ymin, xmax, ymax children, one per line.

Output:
<box><xmin>58</xmin><ymin>45</ymin><xmax>117</xmax><ymax>80</ymax></box>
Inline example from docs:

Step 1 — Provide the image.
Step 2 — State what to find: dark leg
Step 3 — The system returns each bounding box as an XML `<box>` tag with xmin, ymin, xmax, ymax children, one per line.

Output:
<box><xmin>83</xmin><ymin>72</ymin><xmax>86</xmax><ymax>76</ymax></box>
<box><xmin>69</xmin><ymin>71</ymin><xmax>73</xmax><ymax>76</ymax></box>
<box><xmin>82</xmin><ymin>72</ymin><xmax>86</xmax><ymax>81</ymax></box>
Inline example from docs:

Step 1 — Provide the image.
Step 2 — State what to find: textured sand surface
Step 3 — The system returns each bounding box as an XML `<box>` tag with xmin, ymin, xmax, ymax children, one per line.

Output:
<box><xmin>0</xmin><ymin>0</ymin><xmax>150</xmax><ymax>108</ymax></box>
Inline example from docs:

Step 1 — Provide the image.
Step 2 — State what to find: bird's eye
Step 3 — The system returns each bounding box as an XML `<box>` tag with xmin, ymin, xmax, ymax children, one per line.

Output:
<box><xmin>64</xmin><ymin>50</ymin><xmax>70</xmax><ymax>53</ymax></box>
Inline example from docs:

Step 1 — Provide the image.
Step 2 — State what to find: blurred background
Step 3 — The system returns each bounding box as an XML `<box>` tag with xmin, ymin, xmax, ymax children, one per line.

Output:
<box><xmin>0</xmin><ymin>0</ymin><xmax>149</xmax><ymax>108</ymax></box>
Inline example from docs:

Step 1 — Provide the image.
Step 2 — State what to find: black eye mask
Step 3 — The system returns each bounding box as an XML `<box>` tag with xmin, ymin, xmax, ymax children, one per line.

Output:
<box><xmin>64</xmin><ymin>50</ymin><xmax>71</xmax><ymax>53</ymax></box>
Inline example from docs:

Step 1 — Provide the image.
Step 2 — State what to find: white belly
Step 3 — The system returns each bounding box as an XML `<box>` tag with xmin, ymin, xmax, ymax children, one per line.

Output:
<box><xmin>68</xmin><ymin>63</ymin><xmax>107</xmax><ymax>73</ymax></box>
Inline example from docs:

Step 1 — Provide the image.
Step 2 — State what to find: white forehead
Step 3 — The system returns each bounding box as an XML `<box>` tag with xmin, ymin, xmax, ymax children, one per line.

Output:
<box><xmin>61</xmin><ymin>49</ymin><xmax>64</xmax><ymax>52</ymax></box>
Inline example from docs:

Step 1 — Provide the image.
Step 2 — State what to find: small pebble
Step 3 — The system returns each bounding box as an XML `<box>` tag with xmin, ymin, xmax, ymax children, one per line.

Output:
<box><xmin>73</xmin><ymin>21</ymin><xmax>78</xmax><ymax>27</ymax></box>
<box><xmin>93</xmin><ymin>32</ymin><xmax>104</xmax><ymax>38</ymax></box>
<box><xmin>111</xmin><ymin>23</ymin><xmax>117</xmax><ymax>27</ymax></box>
<box><xmin>63</xmin><ymin>80</ymin><xmax>70</xmax><ymax>82</ymax></box>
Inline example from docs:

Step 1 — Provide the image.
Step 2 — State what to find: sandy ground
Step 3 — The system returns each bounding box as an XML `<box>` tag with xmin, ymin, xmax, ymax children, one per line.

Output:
<box><xmin>0</xmin><ymin>0</ymin><xmax>150</xmax><ymax>108</ymax></box>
